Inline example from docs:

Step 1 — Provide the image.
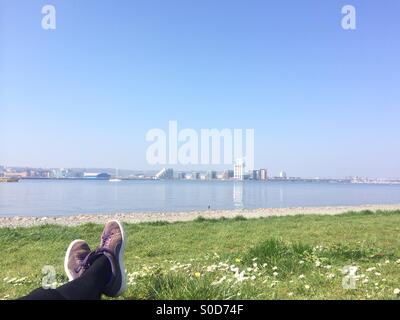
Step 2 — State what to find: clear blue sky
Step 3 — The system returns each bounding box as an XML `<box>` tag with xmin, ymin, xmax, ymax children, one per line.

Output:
<box><xmin>1</xmin><ymin>0</ymin><xmax>399</xmax><ymax>178</ymax></box>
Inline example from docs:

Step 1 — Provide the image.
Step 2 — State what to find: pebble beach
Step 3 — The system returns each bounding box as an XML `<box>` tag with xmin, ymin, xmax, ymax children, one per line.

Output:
<box><xmin>1</xmin><ymin>203</ymin><xmax>400</xmax><ymax>228</ymax></box>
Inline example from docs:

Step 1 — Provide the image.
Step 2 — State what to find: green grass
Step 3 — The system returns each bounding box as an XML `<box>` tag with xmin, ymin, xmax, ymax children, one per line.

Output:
<box><xmin>1</xmin><ymin>210</ymin><xmax>400</xmax><ymax>300</ymax></box>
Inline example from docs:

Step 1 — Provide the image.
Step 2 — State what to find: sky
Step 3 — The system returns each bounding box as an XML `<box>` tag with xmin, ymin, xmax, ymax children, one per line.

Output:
<box><xmin>0</xmin><ymin>0</ymin><xmax>399</xmax><ymax>178</ymax></box>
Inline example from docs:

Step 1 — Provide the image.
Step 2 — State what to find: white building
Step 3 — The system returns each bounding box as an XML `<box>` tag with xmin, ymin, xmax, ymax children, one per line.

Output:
<box><xmin>155</xmin><ymin>168</ymin><xmax>174</xmax><ymax>179</ymax></box>
<box><xmin>260</xmin><ymin>169</ymin><xmax>268</xmax><ymax>180</ymax></box>
<box><xmin>279</xmin><ymin>171</ymin><xmax>287</xmax><ymax>179</ymax></box>
<box><xmin>83</xmin><ymin>172</ymin><xmax>100</xmax><ymax>178</ymax></box>
<box><xmin>234</xmin><ymin>159</ymin><xmax>245</xmax><ymax>180</ymax></box>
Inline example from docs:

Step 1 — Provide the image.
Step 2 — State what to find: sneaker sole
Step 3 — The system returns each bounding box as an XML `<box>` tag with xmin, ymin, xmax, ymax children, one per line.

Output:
<box><xmin>64</xmin><ymin>239</ymin><xmax>86</xmax><ymax>282</ymax></box>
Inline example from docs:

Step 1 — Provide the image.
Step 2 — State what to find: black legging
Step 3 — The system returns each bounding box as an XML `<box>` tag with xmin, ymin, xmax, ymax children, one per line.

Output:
<box><xmin>19</xmin><ymin>255</ymin><xmax>112</xmax><ymax>300</ymax></box>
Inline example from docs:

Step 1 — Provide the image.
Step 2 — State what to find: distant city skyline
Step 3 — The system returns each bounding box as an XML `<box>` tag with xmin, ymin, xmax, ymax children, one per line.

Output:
<box><xmin>1</xmin><ymin>1</ymin><xmax>400</xmax><ymax>179</ymax></box>
<box><xmin>2</xmin><ymin>164</ymin><xmax>400</xmax><ymax>181</ymax></box>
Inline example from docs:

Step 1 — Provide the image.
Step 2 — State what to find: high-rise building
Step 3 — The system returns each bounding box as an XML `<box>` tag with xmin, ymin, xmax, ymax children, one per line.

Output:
<box><xmin>260</xmin><ymin>169</ymin><xmax>268</xmax><ymax>180</ymax></box>
<box><xmin>279</xmin><ymin>171</ymin><xmax>287</xmax><ymax>179</ymax></box>
<box><xmin>251</xmin><ymin>170</ymin><xmax>260</xmax><ymax>180</ymax></box>
<box><xmin>234</xmin><ymin>159</ymin><xmax>245</xmax><ymax>180</ymax></box>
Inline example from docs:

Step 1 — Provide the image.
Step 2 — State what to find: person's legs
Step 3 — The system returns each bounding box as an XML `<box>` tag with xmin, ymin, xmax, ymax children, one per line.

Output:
<box><xmin>56</xmin><ymin>255</ymin><xmax>112</xmax><ymax>300</ymax></box>
<box><xmin>18</xmin><ymin>287</ymin><xmax>66</xmax><ymax>300</ymax></box>
<box><xmin>18</xmin><ymin>220</ymin><xmax>126</xmax><ymax>300</ymax></box>
<box><xmin>19</xmin><ymin>255</ymin><xmax>112</xmax><ymax>300</ymax></box>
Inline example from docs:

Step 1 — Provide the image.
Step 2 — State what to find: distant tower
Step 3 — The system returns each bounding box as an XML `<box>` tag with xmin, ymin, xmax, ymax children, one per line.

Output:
<box><xmin>234</xmin><ymin>159</ymin><xmax>245</xmax><ymax>181</ymax></box>
<box><xmin>279</xmin><ymin>171</ymin><xmax>287</xmax><ymax>179</ymax></box>
<box><xmin>260</xmin><ymin>169</ymin><xmax>268</xmax><ymax>180</ymax></box>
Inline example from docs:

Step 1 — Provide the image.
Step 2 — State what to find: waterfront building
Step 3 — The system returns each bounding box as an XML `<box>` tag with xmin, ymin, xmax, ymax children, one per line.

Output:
<box><xmin>155</xmin><ymin>168</ymin><xmax>174</xmax><ymax>180</ymax></box>
<box><xmin>191</xmin><ymin>172</ymin><xmax>200</xmax><ymax>180</ymax></box>
<box><xmin>40</xmin><ymin>170</ymin><xmax>52</xmax><ymax>178</ymax></box>
<box><xmin>177</xmin><ymin>172</ymin><xmax>186</xmax><ymax>180</ymax></box>
<box><xmin>222</xmin><ymin>170</ymin><xmax>234</xmax><ymax>180</ymax></box>
<box><xmin>208</xmin><ymin>171</ymin><xmax>217</xmax><ymax>180</ymax></box>
<box><xmin>4</xmin><ymin>170</ymin><xmax>28</xmax><ymax>178</ymax></box>
<box><xmin>260</xmin><ymin>169</ymin><xmax>268</xmax><ymax>180</ymax></box>
<box><xmin>279</xmin><ymin>171</ymin><xmax>287</xmax><ymax>179</ymax></box>
<box><xmin>234</xmin><ymin>159</ymin><xmax>245</xmax><ymax>181</ymax></box>
<box><xmin>83</xmin><ymin>172</ymin><xmax>111</xmax><ymax>180</ymax></box>
<box><xmin>251</xmin><ymin>170</ymin><xmax>260</xmax><ymax>180</ymax></box>
<box><xmin>84</xmin><ymin>172</ymin><xmax>99</xmax><ymax>178</ymax></box>
<box><xmin>53</xmin><ymin>168</ymin><xmax>70</xmax><ymax>179</ymax></box>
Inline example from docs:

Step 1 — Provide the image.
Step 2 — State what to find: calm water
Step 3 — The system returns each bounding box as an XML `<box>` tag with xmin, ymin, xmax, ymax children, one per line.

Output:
<box><xmin>1</xmin><ymin>179</ymin><xmax>400</xmax><ymax>217</ymax></box>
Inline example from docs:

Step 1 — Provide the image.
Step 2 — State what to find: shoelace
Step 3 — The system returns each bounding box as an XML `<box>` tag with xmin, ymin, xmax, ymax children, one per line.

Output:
<box><xmin>74</xmin><ymin>251</ymin><xmax>94</xmax><ymax>273</ymax></box>
<box><xmin>74</xmin><ymin>246</ymin><xmax>115</xmax><ymax>273</ymax></box>
<box><xmin>74</xmin><ymin>232</ymin><xmax>114</xmax><ymax>273</ymax></box>
<box><xmin>101</xmin><ymin>233</ymin><xmax>112</xmax><ymax>247</ymax></box>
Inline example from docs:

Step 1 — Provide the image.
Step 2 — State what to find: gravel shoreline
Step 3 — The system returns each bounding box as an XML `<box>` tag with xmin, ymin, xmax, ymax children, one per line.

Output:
<box><xmin>1</xmin><ymin>204</ymin><xmax>400</xmax><ymax>228</ymax></box>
